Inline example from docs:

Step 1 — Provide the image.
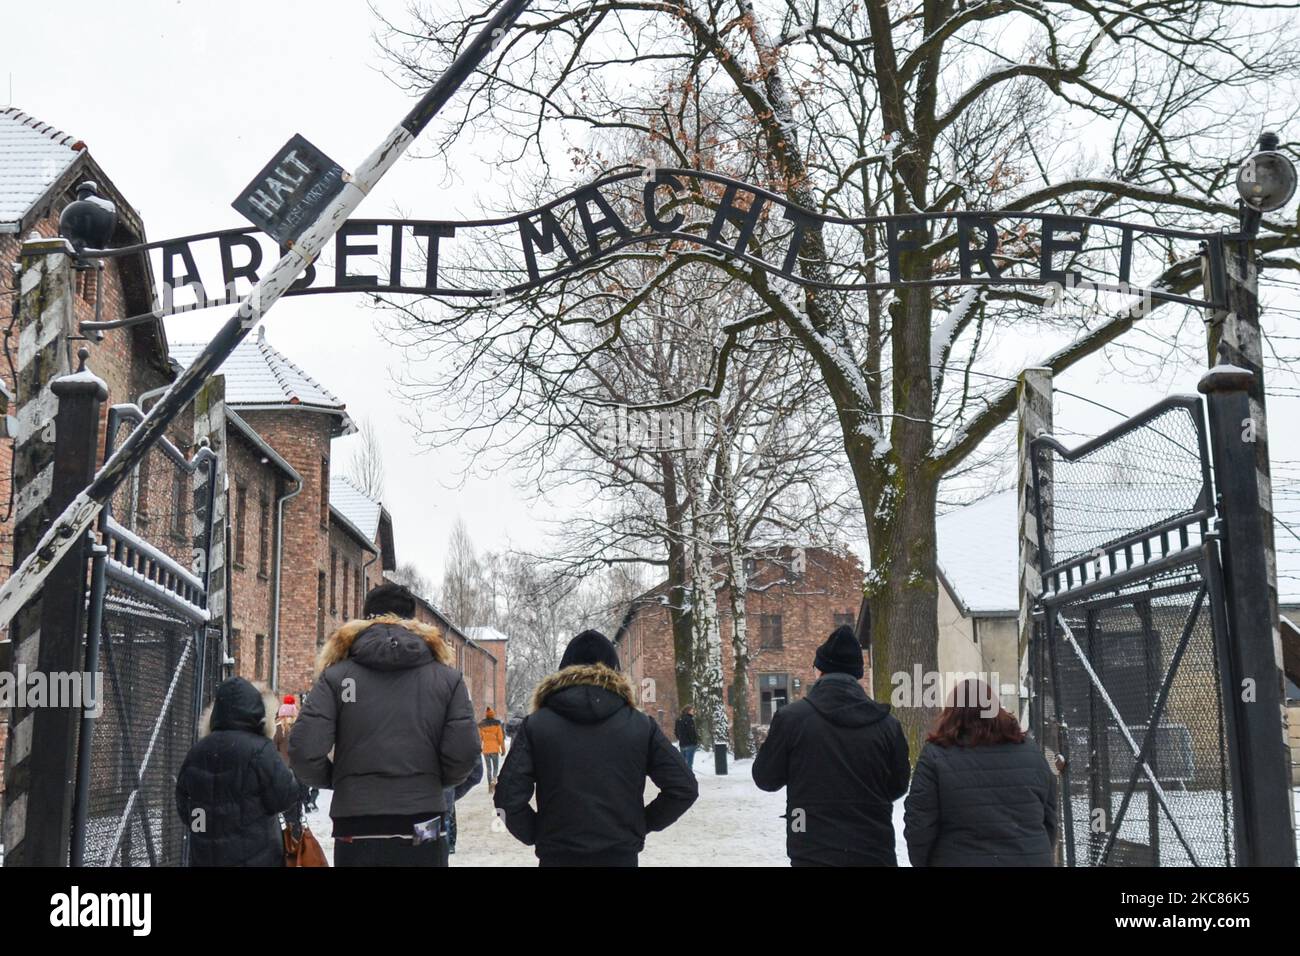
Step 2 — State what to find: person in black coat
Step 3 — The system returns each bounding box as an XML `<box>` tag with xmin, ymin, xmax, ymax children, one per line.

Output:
<box><xmin>674</xmin><ymin>706</ymin><xmax>699</xmax><ymax>772</ymax></box>
<box><xmin>176</xmin><ymin>677</ymin><xmax>301</xmax><ymax>867</ymax></box>
<box><xmin>752</xmin><ymin>625</ymin><xmax>910</xmax><ymax>866</ymax></box>
<box><xmin>904</xmin><ymin>678</ymin><xmax>1057</xmax><ymax>866</ymax></box>
<box><xmin>494</xmin><ymin>630</ymin><xmax>699</xmax><ymax>867</ymax></box>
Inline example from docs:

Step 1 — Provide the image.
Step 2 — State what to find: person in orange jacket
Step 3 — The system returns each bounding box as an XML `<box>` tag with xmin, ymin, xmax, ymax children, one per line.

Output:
<box><xmin>479</xmin><ymin>707</ymin><xmax>506</xmax><ymax>793</ymax></box>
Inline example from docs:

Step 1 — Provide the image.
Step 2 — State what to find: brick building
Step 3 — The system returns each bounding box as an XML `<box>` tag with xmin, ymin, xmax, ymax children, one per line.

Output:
<box><xmin>411</xmin><ymin>598</ymin><xmax>503</xmax><ymax>718</ymax></box>
<box><xmin>616</xmin><ymin>545</ymin><xmax>866</xmax><ymax>738</ymax></box>
<box><xmin>0</xmin><ymin>107</ymin><xmax>505</xmax><ymax>805</ymax></box>
<box><xmin>172</xmin><ymin>333</ymin><xmax>367</xmax><ymax>699</ymax></box>
<box><xmin>466</xmin><ymin>626</ymin><xmax>510</xmax><ymax>718</ymax></box>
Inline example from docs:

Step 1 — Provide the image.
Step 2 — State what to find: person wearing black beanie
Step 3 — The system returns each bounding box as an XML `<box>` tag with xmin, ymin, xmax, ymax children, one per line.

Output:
<box><xmin>814</xmin><ymin>625</ymin><xmax>865</xmax><ymax>680</ymax></box>
<box><xmin>753</xmin><ymin>623</ymin><xmax>911</xmax><ymax>866</ymax></box>
<box><xmin>558</xmin><ymin>629</ymin><xmax>621</xmax><ymax>670</ymax></box>
<box><xmin>494</xmin><ymin>629</ymin><xmax>698</xmax><ymax>866</ymax></box>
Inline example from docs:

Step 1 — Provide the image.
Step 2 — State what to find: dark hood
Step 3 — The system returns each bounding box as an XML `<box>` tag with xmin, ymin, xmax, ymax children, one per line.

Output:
<box><xmin>805</xmin><ymin>672</ymin><xmax>892</xmax><ymax>728</ymax></box>
<box><xmin>348</xmin><ymin>623</ymin><xmax>437</xmax><ymax>671</ymax></box>
<box><xmin>210</xmin><ymin>677</ymin><xmax>268</xmax><ymax>734</ymax></box>
<box><xmin>532</xmin><ymin>663</ymin><xmax>637</xmax><ymax>724</ymax></box>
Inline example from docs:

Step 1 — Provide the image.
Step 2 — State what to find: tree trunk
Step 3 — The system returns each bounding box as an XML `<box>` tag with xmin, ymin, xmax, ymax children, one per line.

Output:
<box><xmin>866</xmin><ymin>468</ymin><xmax>941</xmax><ymax>756</ymax></box>
<box><xmin>725</xmin><ymin>558</ymin><xmax>753</xmax><ymax>758</ymax></box>
<box><xmin>686</xmin><ymin>449</ymin><xmax>727</xmax><ymax>750</ymax></box>
<box><xmin>717</xmin><ymin>411</ymin><xmax>753</xmax><ymax>758</ymax></box>
<box><xmin>662</xmin><ymin>459</ymin><xmax>695</xmax><ymax>713</ymax></box>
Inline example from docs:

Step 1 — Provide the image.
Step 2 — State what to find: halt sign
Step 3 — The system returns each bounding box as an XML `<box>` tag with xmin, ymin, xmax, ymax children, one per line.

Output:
<box><xmin>232</xmin><ymin>133</ymin><xmax>347</xmax><ymax>245</ymax></box>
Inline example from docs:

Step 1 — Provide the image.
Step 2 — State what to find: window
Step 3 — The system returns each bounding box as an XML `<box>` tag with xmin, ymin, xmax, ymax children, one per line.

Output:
<box><xmin>254</xmin><ymin>634</ymin><xmax>266</xmax><ymax>681</ymax></box>
<box><xmin>320</xmin><ymin>457</ymin><xmax>330</xmax><ymax>526</ymax></box>
<box><xmin>760</xmin><ymin>613</ymin><xmax>783</xmax><ymax>650</ymax></box>
<box><xmin>234</xmin><ymin>485</ymin><xmax>248</xmax><ymax>567</ymax></box>
<box><xmin>171</xmin><ymin>469</ymin><xmax>187</xmax><ymax>536</ymax></box>
<box><xmin>355</xmin><ymin>567</ymin><xmax>363</xmax><ymax>616</ymax></box>
<box><xmin>258</xmin><ymin>493</ymin><xmax>270</xmax><ymax>577</ymax></box>
<box><xmin>759</xmin><ymin>673</ymin><xmax>790</xmax><ymax>723</ymax></box>
<box><xmin>834</xmin><ymin>611</ymin><xmax>855</xmax><ymax>629</ymax></box>
<box><xmin>330</xmin><ymin>548</ymin><xmax>338</xmax><ymax>615</ymax></box>
<box><xmin>136</xmin><ymin>454</ymin><xmax>152</xmax><ymax>526</ymax></box>
<box><xmin>317</xmin><ymin>572</ymin><xmax>327</xmax><ymax>644</ymax></box>
<box><xmin>342</xmin><ymin>560</ymin><xmax>351</xmax><ymax>619</ymax></box>
<box><xmin>231</xmin><ymin>627</ymin><xmax>242</xmax><ymax>675</ymax></box>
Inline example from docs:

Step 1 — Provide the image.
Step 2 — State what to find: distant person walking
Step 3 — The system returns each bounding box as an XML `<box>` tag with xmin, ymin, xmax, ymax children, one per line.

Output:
<box><xmin>904</xmin><ymin>678</ymin><xmax>1057</xmax><ymax>867</ymax></box>
<box><xmin>273</xmin><ymin>695</ymin><xmax>298</xmax><ymax>766</ymax></box>
<box><xmin>674</xmin><ymin>706</ymin><xmax>698</xmax><ymax>772</ymax></box>
<box><xmin>272</xmin><ymin>693</ymin><xmax>311</xmax><ymax>826</ymax></box>
<box><xmin>289</xmin><ymin>582</ymin><xmax>481</xmax><ymax>867</ymax></box>
<box><xmin>494</xmin><ymin>630</ymin><xmax>698</xmax><ymax>866</ymax></box>
<box><xmin>176</xmin><ymin>677</ymin><xmax>301</xmax><ymax>866</ymax></box>
<box><xmin>479</xmin><ymin>707</ymin><xmax>506</xmax><ymax>793</ymax></box>
<box><xmin>752</xmin><ymin>625</ymin><xmax>910</xmax><ymax>866</ymax></box>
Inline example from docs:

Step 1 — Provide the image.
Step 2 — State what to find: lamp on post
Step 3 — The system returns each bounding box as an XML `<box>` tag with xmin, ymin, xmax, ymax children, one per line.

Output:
<box><xmin>1235</xmin><ymin>131</ymin><xmax>1297</xmax><ymax>234</ymax></box>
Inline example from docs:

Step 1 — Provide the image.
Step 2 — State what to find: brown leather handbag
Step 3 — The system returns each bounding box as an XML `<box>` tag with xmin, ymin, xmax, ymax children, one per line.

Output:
<box><xmin>283</xmin><ymin>821</ymin><xmax>329</xmax><ymax>867</ymax></box>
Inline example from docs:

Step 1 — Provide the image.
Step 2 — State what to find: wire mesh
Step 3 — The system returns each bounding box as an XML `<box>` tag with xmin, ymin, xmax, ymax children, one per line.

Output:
<box><xmin>1028</xmin><ymin>397</ymin><xmax>1237</xmax><ymax>866</ymax></box>
<box><xmin>78</xmin><ymin>593</ymin><xmax>217</xmax><ymax>867</ymax></box>
<box><xmin>75</xmin><ymin>413</ymin><xmax>221</xmax><ymax>867</ymax></box>
<box><xmin>1034</xmin><ymin>400</ymin><xmax>1210</xmax><ymax>579</ymax></box>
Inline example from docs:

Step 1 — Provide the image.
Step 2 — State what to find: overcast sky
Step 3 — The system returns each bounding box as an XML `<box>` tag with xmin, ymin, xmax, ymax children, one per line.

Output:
<box><xmin>5</xmin><ymin>0</ymin><xmax>1298</xmax><ymax>586</ymax></box>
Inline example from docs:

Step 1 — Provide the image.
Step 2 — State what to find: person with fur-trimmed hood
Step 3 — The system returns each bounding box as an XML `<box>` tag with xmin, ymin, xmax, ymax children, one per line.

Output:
<box><xmin>176</xmin><ymin>677</ymin><xmax>301</xmax><ymax>867</ymax></box>
<box><xmin>494</xmin><ymin>630</ymin><xmax>698</xmax><ymax>867</ymax></box>
<box><xmin>288</xmin><ymin>582</ymin><xmax>481</xmax><ymax>867</ymax></box>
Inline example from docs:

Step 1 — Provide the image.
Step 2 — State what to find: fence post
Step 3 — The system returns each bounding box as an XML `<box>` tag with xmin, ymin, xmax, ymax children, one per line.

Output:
<box><xmin>1198</xmin><ymin>364</ymin><xmax>1296</xmax><ymax>866</ymax></box>
<box><xmin>31</xmin><ymin>350</ymin><xmax>107</xmax><ymax>867</ymax></box>
<box><xmin>1017</xmin><ymin>367</ymin><xmax>1052</xmax><ymax>725</ymax></box>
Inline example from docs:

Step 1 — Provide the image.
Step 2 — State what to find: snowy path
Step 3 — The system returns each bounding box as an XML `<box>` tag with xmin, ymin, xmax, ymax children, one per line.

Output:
<box><xmin>304</xmin><ymin>755</ymin><xmax>912</xmax><ymax>867</ymax></box>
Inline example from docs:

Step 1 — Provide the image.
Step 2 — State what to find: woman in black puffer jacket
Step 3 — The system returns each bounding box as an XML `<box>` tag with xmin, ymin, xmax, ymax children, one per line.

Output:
<box><xmin>176</xmin><ymin>677</ymin><xmax>301</xmax><ymax>866</ymax></box>
<box><xmin>904</xmin><ymin>678</ymin><xmax>1058</xmax><ymax>867</ymax></box>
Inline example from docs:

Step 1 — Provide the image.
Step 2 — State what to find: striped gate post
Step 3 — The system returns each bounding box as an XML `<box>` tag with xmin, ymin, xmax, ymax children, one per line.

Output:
<box><xmin>1017</xmin><ymin>367</ymin><xmax>1053</xmax><ymax>727</ymax></box>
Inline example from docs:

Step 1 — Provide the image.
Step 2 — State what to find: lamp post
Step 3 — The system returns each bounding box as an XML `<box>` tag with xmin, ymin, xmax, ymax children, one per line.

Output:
<box><xmin>1203</xmin><ymin>130</ymin><xmax>1298</xmax><ymax>865</ymax></box>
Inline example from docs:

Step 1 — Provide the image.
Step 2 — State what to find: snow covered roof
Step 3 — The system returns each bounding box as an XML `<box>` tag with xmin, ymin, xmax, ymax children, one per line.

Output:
<box><xmin>169</xmin><ymin>329</ymin><xmax>355</xmax><ymax>434</ymax></box>
<box><xmin>466</xmin><ymin>626</ymin><xmax>510</xmax><ymax>643</ymax></box>
<box><xmin>937</xmin><ymin>488</ymin><xmax>1300</xmax><ymax>615</ymax></box>
<box><xmin>330</xmin><ymin>475</ymin><xmax>382</xmax><ymax>541</ymax></box>
<box><xmin>936</xmin><ymin>490</ymin><xmax>1021</xmax><ymax>616</ymax></box>
<box><xmin>0</xmin><ymin>107</ymin><xmax>83</xmax><ymax>231</ymax></box>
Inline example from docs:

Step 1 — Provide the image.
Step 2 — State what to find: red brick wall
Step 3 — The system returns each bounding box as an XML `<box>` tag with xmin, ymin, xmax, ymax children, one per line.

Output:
<box><xmin>326</xmin><ymin>519</ymin><xmax>372</xmax><ymax>632</ymax></box>
<box><xmin>225</xmin><ymin>427</ymin><xmax>284</xmax><ymax>685</ymax></box>
<box><xmin>475</xmin><ymin>636</ymin><xmax>508</xmax><ymax>716</ymax></box>
<box><xmin>410</xmin><ymin>603</ymin><xmax>498</xmax><ymax>718</ymax></box>
<box><xmin>238</xmin><ymin>408</ymin><xmax>335</xmax><ymax>698</ymax></box>
<box><xmin>621</xmin><ymin>547</ymin><xmax>866</xmax><ymax>739</ymax></box>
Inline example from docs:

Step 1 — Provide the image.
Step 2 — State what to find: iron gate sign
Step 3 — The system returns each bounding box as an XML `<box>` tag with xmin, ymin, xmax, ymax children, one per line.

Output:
<box><xmin>231</xmin><ymin>133</ymin><xmax>347</xmax><ymax>245</ymax></box>
<box><xmin>79</xmin><ymin>168</ymin><xmax>1235</xmax><ymax>330</ymax></box>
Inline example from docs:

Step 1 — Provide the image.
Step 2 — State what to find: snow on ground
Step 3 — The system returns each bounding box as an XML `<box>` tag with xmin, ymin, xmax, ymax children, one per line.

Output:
<box><xmin>304</xmin><ymin>754</ymin><xmax>913</xmax><ymax>867</ymax></box>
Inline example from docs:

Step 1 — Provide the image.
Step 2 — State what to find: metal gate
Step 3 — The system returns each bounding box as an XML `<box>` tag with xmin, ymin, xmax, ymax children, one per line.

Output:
<box><xmin>71</xmin><ymin>404</ymin><xmax>221</xmax><ymax>866</ymax></box>
<box><xmin>1027</xmin><ymin>395</ymin><xmax>1242</xmax><ymax>866</ymax></box>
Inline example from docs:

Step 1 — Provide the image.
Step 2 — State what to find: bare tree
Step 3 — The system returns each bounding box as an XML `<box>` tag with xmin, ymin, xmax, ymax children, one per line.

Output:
<box><xmin>387</xmin><ymin>561</ymin><xmax>437</xmax><ymax>605</ymax></box>
<box><xmin>347</xmin><ymin>417</ymin><xmax>386</xmax><ymax>501</ymax></box>
<box><xmin>377</xmin><ymin>0</ymin><xmax>1300</xmax><ymax>744</ymax></box>
<box><xmin>443</xmin><ymin>517</ymin><xmax>490</xmax><ymax>627</ymax></box>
